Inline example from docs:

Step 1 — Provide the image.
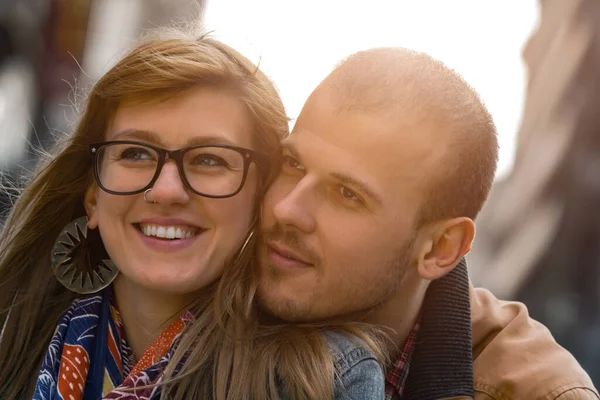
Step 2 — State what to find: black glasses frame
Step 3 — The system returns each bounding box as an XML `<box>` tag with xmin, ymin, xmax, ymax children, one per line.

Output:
<box><xmin>89</xmin><ymin>140</ymin><xmax>268</xmax><ymax>199</ymax></box>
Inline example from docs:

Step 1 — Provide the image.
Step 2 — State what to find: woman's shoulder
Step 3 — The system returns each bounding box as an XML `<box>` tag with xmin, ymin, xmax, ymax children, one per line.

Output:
<box><xmin>324</xmin><ymin>331</ymin><xmax>378</xmax><ymax>370</ymax></box>
<box><xmin>324</xmin><ymin>331</ymin><xmax>385</xmax><ymax>400</ymax></box>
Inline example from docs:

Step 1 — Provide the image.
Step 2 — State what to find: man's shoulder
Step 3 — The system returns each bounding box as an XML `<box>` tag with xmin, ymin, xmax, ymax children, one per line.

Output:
<box><xmin>470</xmin><ymin>286</ymin><xmax>599</xmax><ymax>400</ymax></box>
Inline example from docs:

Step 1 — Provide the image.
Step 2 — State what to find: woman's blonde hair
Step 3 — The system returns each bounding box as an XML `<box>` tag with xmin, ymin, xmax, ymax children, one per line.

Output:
<box><xmin>0</xmin><ymin>25</ymin><xmax>384</xmax><ymax>399</ymax></box>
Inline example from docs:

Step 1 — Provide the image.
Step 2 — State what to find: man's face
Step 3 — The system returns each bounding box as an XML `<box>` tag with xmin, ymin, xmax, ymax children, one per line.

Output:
<box><xmin>257</xmin><ymin>91</ymin><xmax>436</xmax><ymax>322</ymax></box>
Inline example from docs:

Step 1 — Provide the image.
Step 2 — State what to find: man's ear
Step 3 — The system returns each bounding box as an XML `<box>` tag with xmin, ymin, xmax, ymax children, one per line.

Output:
<box><xmin>84</xmin><ymin>184</ymin><xmax>99</xmax><ymax>229</ymax></box>
<box><xmin>414</xmin><ymin>217</ymin><xmax>474</xmax><ymax>281</ymax></box>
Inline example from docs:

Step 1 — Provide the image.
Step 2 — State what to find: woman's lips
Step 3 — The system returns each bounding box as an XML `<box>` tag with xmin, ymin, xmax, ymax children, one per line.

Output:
<box><xmin>133</xmin><ymin>223</ymin><xmax>204</xmax><ymax>252</ymax></box>
<box><xmin>137</xmin><ymin>223</ymin><xmax>199</xmax><ymax>239</ymax></box>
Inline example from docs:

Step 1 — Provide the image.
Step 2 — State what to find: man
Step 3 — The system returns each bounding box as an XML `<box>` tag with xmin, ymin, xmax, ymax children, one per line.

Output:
<box><xmin>257</xmin><ymin>48</ymin><xmax>599</xmax><ymax>399</ymax></box>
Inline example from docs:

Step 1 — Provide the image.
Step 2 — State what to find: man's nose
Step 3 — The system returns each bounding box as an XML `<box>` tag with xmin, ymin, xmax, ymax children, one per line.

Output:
<box><xmin>271</xmin><ymin>177</ymin><xmax>317</xmax><ymax>233</ymax></box>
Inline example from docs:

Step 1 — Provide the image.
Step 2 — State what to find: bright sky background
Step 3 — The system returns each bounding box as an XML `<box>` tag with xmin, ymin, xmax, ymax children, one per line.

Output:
<box><xmin>203</xmin><ymin>0</ymin><xmax>540</xmax><ymax>179</ymax></box>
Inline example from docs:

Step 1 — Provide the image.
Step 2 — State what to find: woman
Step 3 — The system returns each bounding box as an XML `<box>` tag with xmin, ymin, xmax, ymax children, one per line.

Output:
<box><xmin>0</xmin><ymin>26</ymin><xmax>385</xmax><ymax>399</ymax></box>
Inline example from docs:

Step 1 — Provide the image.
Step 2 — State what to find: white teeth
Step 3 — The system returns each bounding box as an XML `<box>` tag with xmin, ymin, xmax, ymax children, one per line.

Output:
<box><xmin>139</xmin><ymin>224</ymin><xmax>198</xmax><ymax>240</ymax></box>
<box><xmin>166</xmin><ymin>227</ymin><xmax>175</xmax><ymax>239</ymax></box>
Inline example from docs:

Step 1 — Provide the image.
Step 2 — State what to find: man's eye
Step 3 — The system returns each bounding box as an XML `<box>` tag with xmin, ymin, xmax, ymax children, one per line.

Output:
<box><xmin>339</xmin><ymin>186</ymin><xmax>361</xmax><ymax>204</ymax></box>
<box><xmin>282</xmin><ymin>155</ymin><xmax>305</xmax><ymax>171</ymax></box>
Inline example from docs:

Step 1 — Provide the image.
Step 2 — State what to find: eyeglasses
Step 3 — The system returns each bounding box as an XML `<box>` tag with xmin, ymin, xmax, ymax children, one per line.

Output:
<box><xmin>89</xmin><ymin>140</ymin><xmax>268</xmax><ymax>198</ymax></box>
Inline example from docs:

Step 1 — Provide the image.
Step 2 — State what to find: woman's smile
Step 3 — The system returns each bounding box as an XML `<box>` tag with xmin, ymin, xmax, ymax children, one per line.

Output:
<box><xmin>132</xmin><ymin>218</ymin><xmax>206</xmax><ymax>252</ymax></box>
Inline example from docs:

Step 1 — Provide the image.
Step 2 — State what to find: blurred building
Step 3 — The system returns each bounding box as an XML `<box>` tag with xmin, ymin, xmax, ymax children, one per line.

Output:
<box><xmin>470</xmin><ymin>0</ymin><xmax>600</xmax><ymax>385</ymax></box>
<box><xmin>0</xmin><ymin>0</ymin><xmax>204</xmax><ymax>220</ymax></box>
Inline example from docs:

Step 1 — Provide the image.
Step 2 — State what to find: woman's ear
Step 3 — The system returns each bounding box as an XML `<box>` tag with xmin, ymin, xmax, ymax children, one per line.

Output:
<box><xmin>84</xmin><ymin>184</ymin><xmax>99</xmax><ymax>229</ymax></box>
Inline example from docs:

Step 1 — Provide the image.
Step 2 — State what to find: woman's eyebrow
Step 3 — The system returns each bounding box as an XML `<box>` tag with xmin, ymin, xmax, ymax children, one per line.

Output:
<box><xmin>110</xmin><ymin>129</ymin><xmax>238</xmax><ymax>147</ymax></box>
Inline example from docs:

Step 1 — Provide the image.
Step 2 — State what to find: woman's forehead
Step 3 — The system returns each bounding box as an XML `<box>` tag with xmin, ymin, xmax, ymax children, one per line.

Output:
<box><xmin>108</xmin><ymin>87</ymin><xmax>254</xmax><ymax>149</ymax></box>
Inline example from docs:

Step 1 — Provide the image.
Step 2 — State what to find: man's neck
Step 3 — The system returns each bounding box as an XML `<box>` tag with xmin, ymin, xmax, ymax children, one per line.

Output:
<box><xmin>112</xmin><ymin>275</ymin><xmax>193</xmax><ymax>361</ymax></box>
<box><xmin>365</xmin><ymin>275</ymin><xmax>429</xmax><ymax>357</ymax></box>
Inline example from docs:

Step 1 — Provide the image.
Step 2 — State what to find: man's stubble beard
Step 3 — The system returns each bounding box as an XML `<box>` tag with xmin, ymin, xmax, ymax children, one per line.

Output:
<box><xmin>256</xmin><ymin>233</ymin><xmax>415</xmax><ymax>324</ymax></box>
<box><xmin>256</xmin><ymin>222</ymin><xmax>322</xmax><ymax>321</ymax></box>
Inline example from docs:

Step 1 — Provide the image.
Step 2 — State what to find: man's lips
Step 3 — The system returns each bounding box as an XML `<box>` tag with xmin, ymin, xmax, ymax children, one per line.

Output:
<box><xmin>267</xmin><ymin>241</ymin><xmax>313</xmax><ymax>267</ymax></box>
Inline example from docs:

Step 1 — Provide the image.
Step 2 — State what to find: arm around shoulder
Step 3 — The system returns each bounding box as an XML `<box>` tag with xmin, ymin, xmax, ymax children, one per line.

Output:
<box><xmin>553</xmin><ymin>387</ymin><xmax>600</xmax><ymax>400</ymax></box>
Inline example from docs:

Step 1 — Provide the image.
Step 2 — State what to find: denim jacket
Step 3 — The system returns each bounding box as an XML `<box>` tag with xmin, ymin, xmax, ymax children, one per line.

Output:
<box><xmin>326</xmin><ymin>331</ymin><xmax>385</xmax><ymax>400</ymax></box>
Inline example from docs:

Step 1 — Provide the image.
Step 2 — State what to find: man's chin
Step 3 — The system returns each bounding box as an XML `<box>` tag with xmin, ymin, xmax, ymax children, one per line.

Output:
<box><xmin>256</xmin><ymin>285</ymin><xmax>313</xmax><ymax>323</ymax></box>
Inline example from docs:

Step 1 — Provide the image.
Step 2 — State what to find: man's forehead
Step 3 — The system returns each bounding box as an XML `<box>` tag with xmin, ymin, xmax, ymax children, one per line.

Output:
<box><xmin>284</xmin><ymin>120</ymin><xmax>429</xmax><ymax>211</ymax></box>
<box><xmin>290</xmin><ymin>102</ymin><xmax>435</xmax><ymax>174</ymax></box>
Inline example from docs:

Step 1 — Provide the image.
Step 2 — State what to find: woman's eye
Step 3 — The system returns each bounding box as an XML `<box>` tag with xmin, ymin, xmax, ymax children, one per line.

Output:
<box><xmin>120</xmin><ymin>147</ymin><xmax>153</xmax><ymax>161</ymax></box>
<box><xmin>282</xmin><ymin>155</ymin><xmax>305</xmax><ymax>171</ymax></box>
<box><xmin>193</xmin><ymin>154</ymin><xmax>227</xmax><ymax>167</ymax></box>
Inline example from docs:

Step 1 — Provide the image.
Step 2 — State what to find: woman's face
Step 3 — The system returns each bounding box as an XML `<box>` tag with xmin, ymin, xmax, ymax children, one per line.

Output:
<box><xmin>85</xmin><ymin>86</ymin><xmax>259</xmax><ymax>295</ymax></box>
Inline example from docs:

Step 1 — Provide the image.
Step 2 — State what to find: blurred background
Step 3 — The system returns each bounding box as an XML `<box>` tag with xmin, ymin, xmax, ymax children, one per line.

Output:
<box><xmin>0</xmin><ymin>0</ymin><xmax>597</xmax><ymax>386</ymax></box>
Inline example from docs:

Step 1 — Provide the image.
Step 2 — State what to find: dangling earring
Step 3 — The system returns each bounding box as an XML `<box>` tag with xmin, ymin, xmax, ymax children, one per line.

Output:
<box><xmin>50</xmin><ymin>216</ymin><xmax>119</xmax><ymax>294</ymax></box>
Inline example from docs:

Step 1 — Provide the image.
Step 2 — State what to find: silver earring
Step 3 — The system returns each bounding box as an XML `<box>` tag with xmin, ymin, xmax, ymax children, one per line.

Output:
<box><xmin>50</xmin><ymin>216</ymin><xmax>119</xmax><ymax>294</ymax></box>
<box><xmin>144</xmin><ymin>188</ymin><xmax>157</xmax><ymax>204</ymax></box>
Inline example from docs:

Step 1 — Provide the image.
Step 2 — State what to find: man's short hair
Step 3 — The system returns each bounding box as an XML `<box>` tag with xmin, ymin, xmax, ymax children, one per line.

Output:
<box><xmin>327</xmin><ymin>48</ymin><xmax>499</xmax><ymax>223</ymax></box>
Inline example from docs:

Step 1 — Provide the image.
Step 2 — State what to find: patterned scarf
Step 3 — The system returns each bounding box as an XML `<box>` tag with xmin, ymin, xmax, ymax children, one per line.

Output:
<box><xmin>33</xmin><ymin>288</ymin><xmax>194</xmax><ymax>400</ymax></box>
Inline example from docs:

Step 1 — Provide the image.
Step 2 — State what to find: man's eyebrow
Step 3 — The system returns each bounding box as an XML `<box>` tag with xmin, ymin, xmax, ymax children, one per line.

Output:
<box><xmin>330</xmin><ymin>172</ymin><xmax>383</xmax><ymax>205</ymax></box>
<box><xmin>281</xmin><ymin>140</ymin><xmax>301</xmax><ymax>159</ymax></box>
<box><xmin>281</xmin><ymin>138</ymin><xmax>382</xmax><ymax>204</ymax></box>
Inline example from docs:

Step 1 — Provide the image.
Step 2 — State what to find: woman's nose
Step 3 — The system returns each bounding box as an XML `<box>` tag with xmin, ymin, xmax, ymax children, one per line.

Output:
<box><xmin>147</xmin><ymin>161</ymin><xmax>191</xmax><ymax>205</ymax></box>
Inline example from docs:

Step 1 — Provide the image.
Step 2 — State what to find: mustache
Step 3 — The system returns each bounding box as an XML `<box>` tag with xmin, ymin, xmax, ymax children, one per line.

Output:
<box><xmin>261</xmin><ymin>223</ymin><xmax>320</xmax><ymax>265</ymax></box>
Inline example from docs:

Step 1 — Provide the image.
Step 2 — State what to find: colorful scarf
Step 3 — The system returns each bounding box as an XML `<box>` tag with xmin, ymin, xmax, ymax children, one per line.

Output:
<box><xmin>33</xmin><ymin>288</ymin><xmax>194</xmax><ymax>400</ymax></box>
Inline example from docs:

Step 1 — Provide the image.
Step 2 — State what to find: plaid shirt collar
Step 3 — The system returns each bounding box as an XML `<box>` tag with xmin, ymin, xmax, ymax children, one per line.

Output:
<box><xmin>384</xmin><ymin>316</ymin><xmax>421</xmax><ymax>400</ymax></box>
